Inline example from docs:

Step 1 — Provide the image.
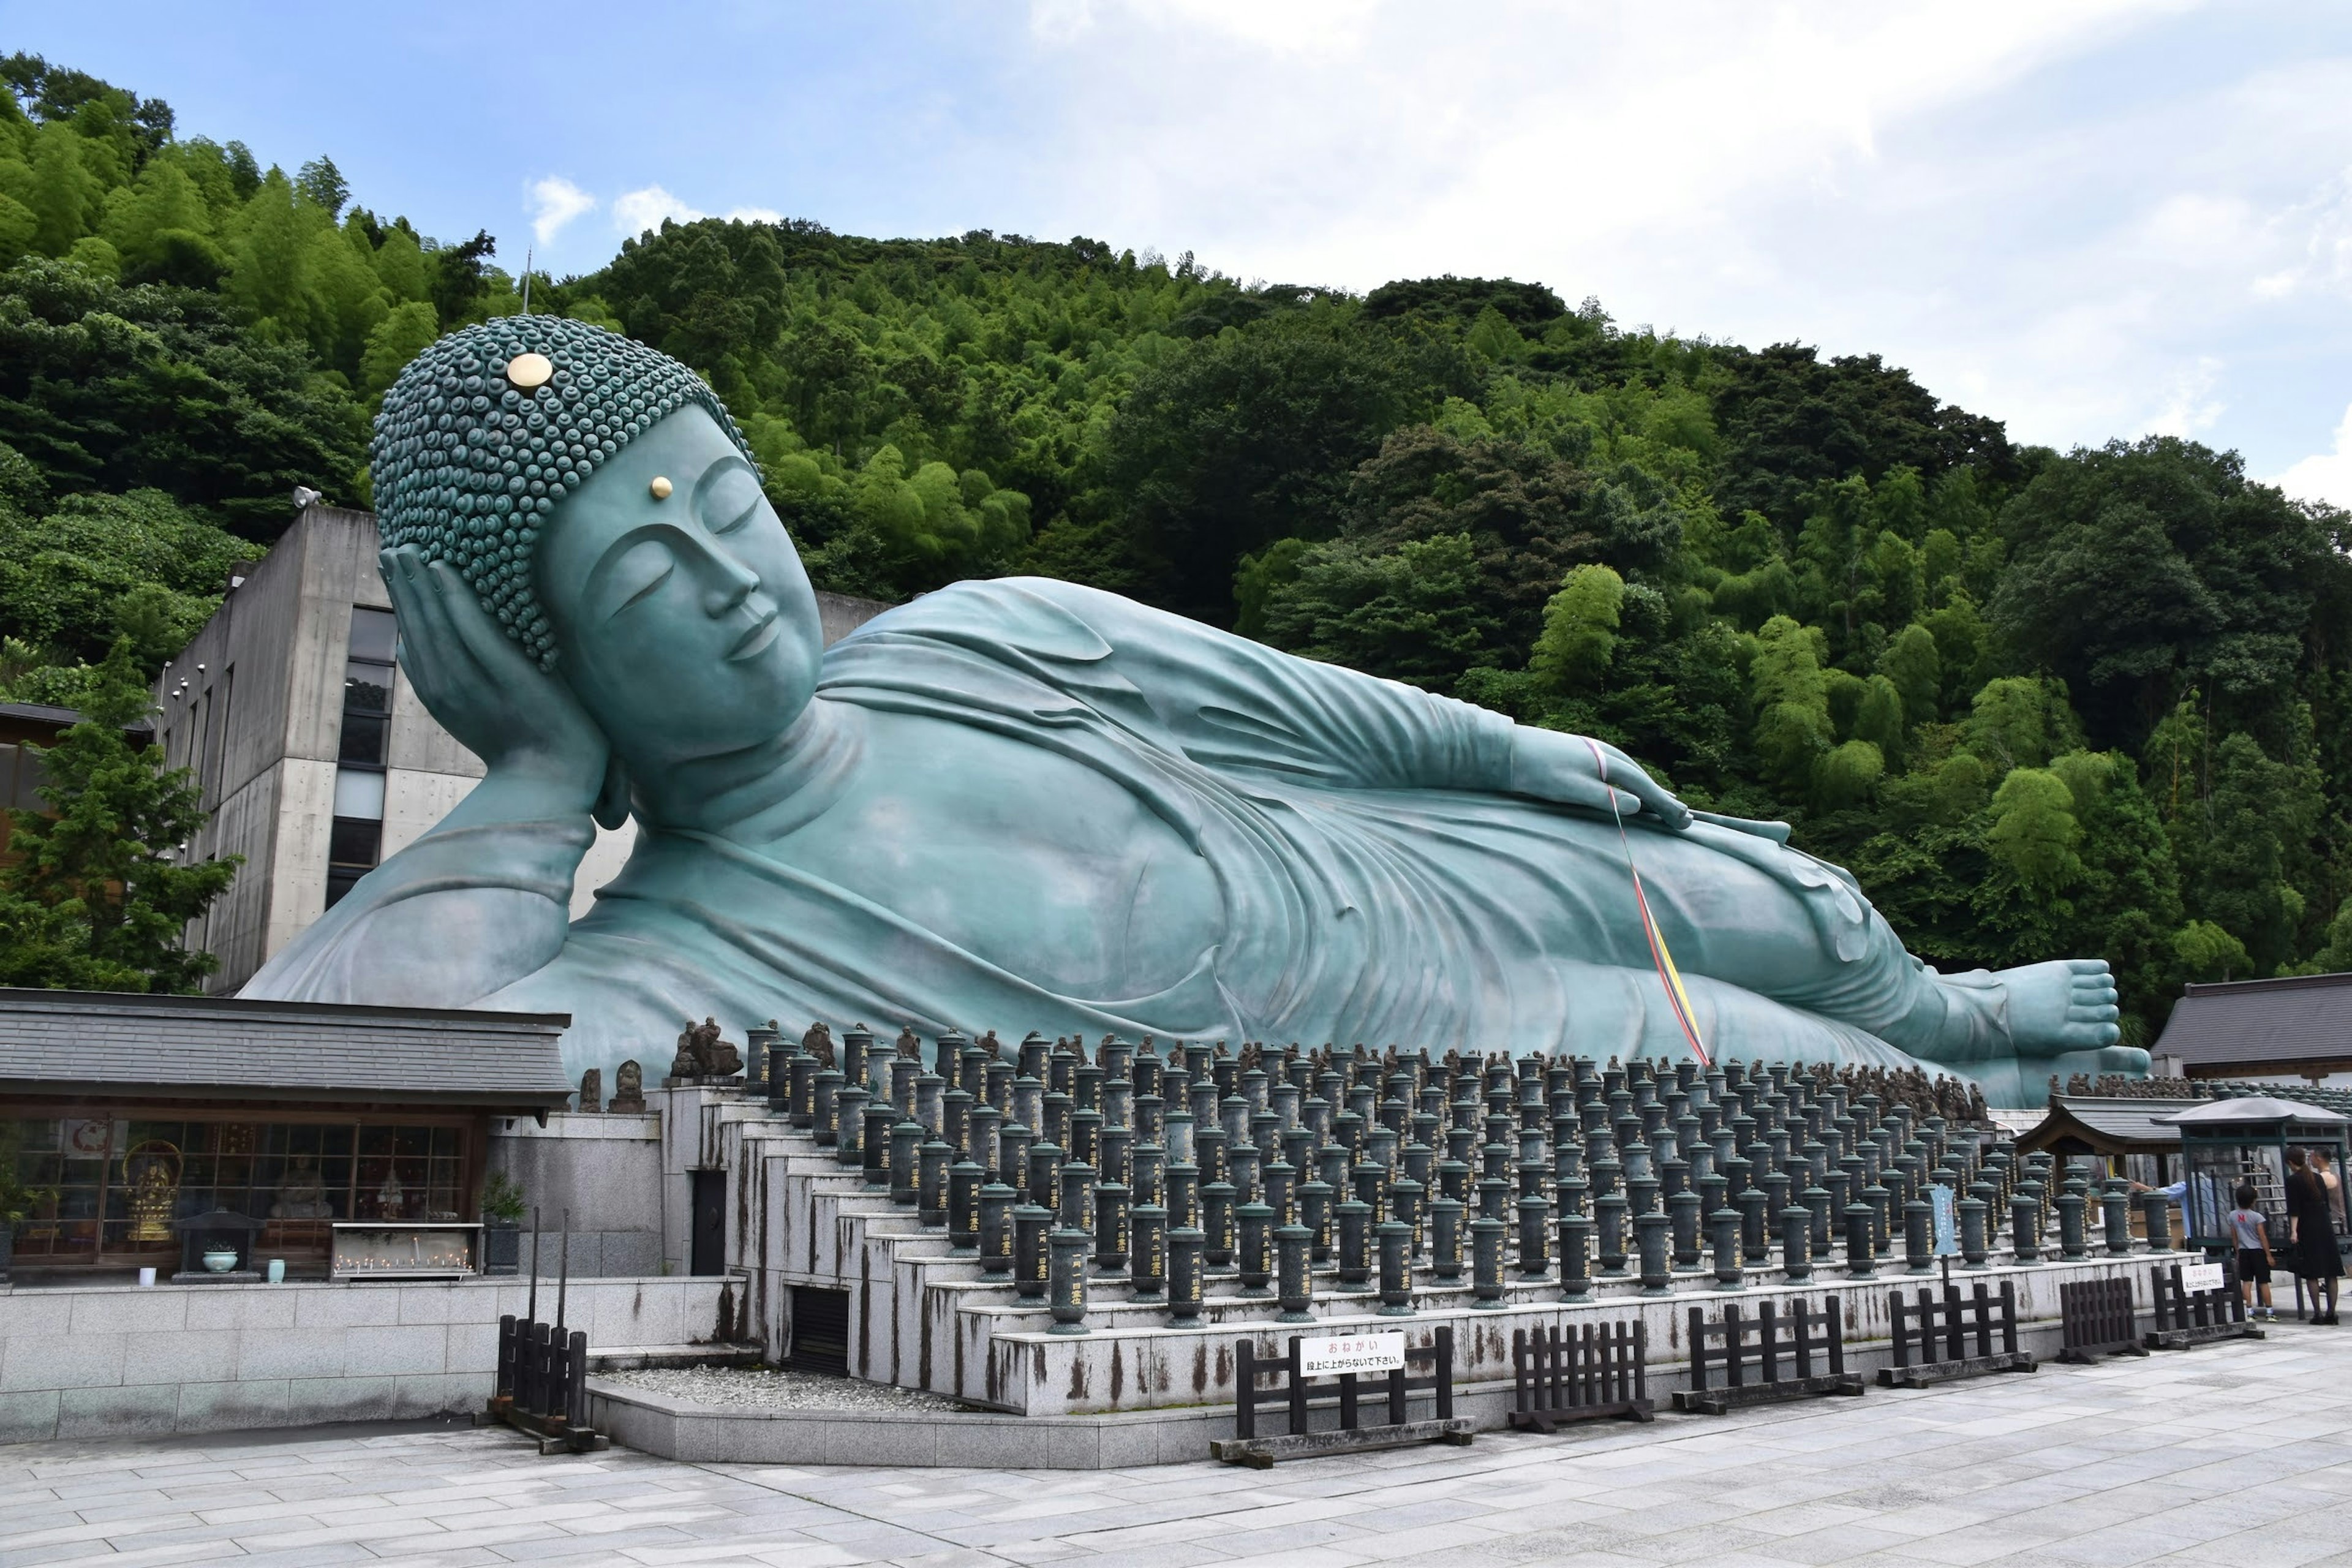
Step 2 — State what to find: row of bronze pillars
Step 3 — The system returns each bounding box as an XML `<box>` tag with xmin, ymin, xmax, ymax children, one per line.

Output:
<box><xmin>733</xmin><ymin>1030</ymin><xmax>2167</xmax><ymax>1332</ymax></box>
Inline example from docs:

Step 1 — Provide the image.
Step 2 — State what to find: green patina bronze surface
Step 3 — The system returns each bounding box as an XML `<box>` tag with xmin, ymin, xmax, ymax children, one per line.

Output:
<box><xmin>245</xmin><ymin>319</ymin><xmax>2141</xmax><ymax>1106</ymax></box>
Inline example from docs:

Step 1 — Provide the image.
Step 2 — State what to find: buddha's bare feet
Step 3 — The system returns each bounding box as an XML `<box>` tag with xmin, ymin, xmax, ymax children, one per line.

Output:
<box><xmin>1998</xmin><ymin>958</ymin><xmax>2123</xmax><ymax>1055</ymax></box>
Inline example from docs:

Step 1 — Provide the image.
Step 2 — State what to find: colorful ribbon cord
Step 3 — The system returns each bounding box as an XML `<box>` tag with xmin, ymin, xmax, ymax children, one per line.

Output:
<box><xmin>1583</xmin><ymin>737</ymin><xmax>1710</xmax><ymax>1066</ymax></box>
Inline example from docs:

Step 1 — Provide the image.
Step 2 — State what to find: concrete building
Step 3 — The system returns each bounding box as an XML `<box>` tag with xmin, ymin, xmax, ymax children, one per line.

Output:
<box><xmin>156</xmin><ymin>502</ymin><xmax>889</xmax><ymax>994</ymax></box>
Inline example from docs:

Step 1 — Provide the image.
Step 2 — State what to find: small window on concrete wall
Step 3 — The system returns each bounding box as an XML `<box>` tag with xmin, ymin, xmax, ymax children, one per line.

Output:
<box><xmin>326</xmin><ymin>606</ymin><xmax>396</xmax><ymax>909</ymax></box>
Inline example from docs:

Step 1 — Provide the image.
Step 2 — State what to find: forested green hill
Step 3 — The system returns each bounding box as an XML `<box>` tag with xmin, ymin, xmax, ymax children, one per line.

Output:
<box><xmin>4</xmin><ymin>56</ymin><xmax>2349</xmax><ymax>1041</ymax></box>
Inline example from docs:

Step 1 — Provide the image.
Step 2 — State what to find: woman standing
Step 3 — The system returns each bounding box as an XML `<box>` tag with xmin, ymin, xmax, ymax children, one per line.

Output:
<box><xmin>2285</xmin><ymin>1147</ymin><xmax>2342</xmax><ymax>1324</ymax></box>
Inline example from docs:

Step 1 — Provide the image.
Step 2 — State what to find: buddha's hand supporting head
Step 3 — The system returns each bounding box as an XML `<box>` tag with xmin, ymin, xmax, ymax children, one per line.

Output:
<box><xmin>372</xmin><ymin>318</ymin><xmax>824</xmax><ymax>810</ymax></box>
<box><xmin>378</xmin><ymin>544</ymin><xmax>611</xmax><ymax>814</ymax></box>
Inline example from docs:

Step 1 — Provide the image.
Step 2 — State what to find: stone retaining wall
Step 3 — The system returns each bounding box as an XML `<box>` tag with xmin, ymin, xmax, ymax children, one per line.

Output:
<box><xmin>0</xmin><ymin>1275</ymin><xmax>730</xmax><ymax>1444</ymax></box>
<box><xmin>584</xmin><ymin>1289</ymin><xmax>2149</xmax><ymax>1469</ymax></box>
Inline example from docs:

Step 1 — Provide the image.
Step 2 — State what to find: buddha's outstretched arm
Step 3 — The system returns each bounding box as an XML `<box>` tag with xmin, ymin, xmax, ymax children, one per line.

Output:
<box><xmin>241</xmin><ymin>550</ymin><xmax>608</xmax><ymax>1006</ymax></box>
<box><xmin>843</xmin><ymin>576</ymin><xmax>1693</xmax><ymax>828</ymax></box>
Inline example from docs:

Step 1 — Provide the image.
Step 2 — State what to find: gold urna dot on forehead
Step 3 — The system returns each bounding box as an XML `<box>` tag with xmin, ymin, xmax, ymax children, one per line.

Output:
<box><xmin>649</xmin><ymin>475</ymin><xmax>674</xmax><ymax>500</ymax></box>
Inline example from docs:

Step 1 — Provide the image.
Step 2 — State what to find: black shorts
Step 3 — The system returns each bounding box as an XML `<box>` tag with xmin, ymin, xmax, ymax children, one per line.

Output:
<box><xmin>2238</xmin><ymin>1248</ymin><xmax>2271</xmax><ymax>1284</ymax></box>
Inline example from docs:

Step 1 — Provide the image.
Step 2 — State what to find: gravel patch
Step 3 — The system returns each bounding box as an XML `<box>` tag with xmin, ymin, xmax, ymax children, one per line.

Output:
<box><xmin>599</xmin><ymin>1365</ymin><xmax>985</xmax><ymax>1413</ymax></box>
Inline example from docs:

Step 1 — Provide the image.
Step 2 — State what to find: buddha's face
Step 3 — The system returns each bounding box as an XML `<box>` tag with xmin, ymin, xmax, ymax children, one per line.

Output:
<box><xmin>537</xmin><ymin>405</ymin><xmax>821</xmax><ymax>761</ymax></box>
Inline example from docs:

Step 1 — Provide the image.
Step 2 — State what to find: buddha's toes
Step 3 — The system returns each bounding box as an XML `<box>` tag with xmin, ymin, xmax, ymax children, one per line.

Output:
<box><xmin>1997</xmin><ymin>957</ymin><xmax>2124</xmax><ymax>1055</ymax></box>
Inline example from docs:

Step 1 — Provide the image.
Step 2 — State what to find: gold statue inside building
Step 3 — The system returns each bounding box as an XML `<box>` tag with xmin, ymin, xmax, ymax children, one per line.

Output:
<box><xmin>121</xmin><ymin>1139</ymin><xmax>181</xmax><ymax>1243</ymax></box>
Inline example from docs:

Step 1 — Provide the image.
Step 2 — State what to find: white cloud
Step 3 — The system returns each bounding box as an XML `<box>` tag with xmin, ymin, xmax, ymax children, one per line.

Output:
<box><xmin>2274</xmin><ymin>401</ymin><xmax>2352</xmax><ymax>509</ymax></box>
<box><xmin>526</xmin><ymin>176</ymin><xmax>597</xmax><ymax>245</ymax></box>
<box><xmin>2146</xmin><ymin>356</ymin><xmax>2225</xmax><ymax>438</ymax></box>
<box><xmin>608</xmin><ymin>187</ymin><xmax>785</xmax><ymax>236</ymax></box>
<box><xmin>2243</xmin><ymin>167</ymin><xmax>2352</xmax><ymax>302</ymax></box>
<box><xmin>612</xmin><ymin>184</ymin><xmax>706</xmax><ymax>235</ymax></box>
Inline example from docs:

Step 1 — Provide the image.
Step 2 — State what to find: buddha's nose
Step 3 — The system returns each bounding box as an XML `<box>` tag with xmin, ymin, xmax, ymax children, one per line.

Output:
<box><xmin>704</xmin><ymin>551</ymin><xmax>761</xmax><ymax>615</ymax></box>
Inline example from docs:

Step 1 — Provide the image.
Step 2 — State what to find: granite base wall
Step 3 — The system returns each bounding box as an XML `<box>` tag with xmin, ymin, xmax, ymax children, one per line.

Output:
<box><xmin>0</xmin><ymin>1275</ymin><xmax>729</xmax><ymax>1444</ymax></box>
<box><xmin>488</xmin><ymin>1111</ymin><xmax>666</xmax><ymax>1279</ymax></box>
<box><xmin>586</xmin><ymin>1274</ymin><xmax>2196</xmax><ymax>1469</ymax></box>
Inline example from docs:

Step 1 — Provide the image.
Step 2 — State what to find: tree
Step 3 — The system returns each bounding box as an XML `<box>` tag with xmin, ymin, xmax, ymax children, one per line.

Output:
<box><xmin>1256</xmin><ymin>533</ymin><xmax>1501</xmax><ymax>690</ymax></box>
<box><xmin>0</xmin><ymin>488</ymin><xmax>244</xmax><ymax>669</ymax></box>
<box><xmin>0</xmin><ymin>638</ymin><xmax>237</xmax><ymax>990</ymax></box>
<box><xmin>0</xmin><ymin>258</ymin><xmax>369</xmax><ymax>536</ymax></box>
<box><xmin>1531</xmin><ymin>564</ymin><xmax>1625</xmax><ymax>692</ymax></box>
<box><xmin>1106</xmin><ymin>323</ymin><xmax>1431</xmax><ymax>617</ymax></box>
<box><xmin>360</xmin><ymin>298</ymin><xmax>437</xmax><ymax>401</ymax></box>
<box><xmin>1749</xmin><ymin>615</ymin><xmax>1831</xmax><ymax>796</ymax></box>
<box><xmin>2179</xmin><ymin>731</ymin><xmax>2317</xmax><ymax>976</ymax></box>
<box><xmin>2173</xmin><ymin>920</ymin><xmax>2250</xmax><ymax>984</ymax></box>
<box><xmin>1989</xmin><ymin>437</ymin><xmax>2334</xmax><ymax>747</ymax></box>
<box><xmin>1984</xmin><ymin>767</ymin><xmax>2082</xmax><ymax>894</ymax></box>
<box><xmin>295</xmin><ymin>155</ymin><xmax>348</xmax><ymax>219</ymax></box>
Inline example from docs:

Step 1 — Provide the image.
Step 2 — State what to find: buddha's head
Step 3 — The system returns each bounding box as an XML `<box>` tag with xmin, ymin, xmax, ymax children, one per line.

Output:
<box><xmin>370</xmin><ymin>317</ymin><xmax>820</xmax><ymax>766</ymax></box>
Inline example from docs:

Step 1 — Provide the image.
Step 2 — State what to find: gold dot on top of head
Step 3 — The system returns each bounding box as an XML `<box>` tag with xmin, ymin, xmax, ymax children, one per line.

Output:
<box><xmin>504</xmin><ymin>352</ymin><xmax>554</xmax><ymax>390</ymax></box>
<box><xmin>649</xmin><ymin>476</ymin><xmax>674</xmax><ymax>500</ymax></box>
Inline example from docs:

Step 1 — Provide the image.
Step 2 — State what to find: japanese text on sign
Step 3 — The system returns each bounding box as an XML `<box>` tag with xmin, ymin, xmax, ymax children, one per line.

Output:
<box><xmin>2180</xmin><ymin>1262</ymin><xmax>2225</xmax><ymax>1292</ymax></box>
<box><xmin>1297</xmin><ymin>1333</ymin><xmax>1406</xmax><ymax>1376</ymax></box>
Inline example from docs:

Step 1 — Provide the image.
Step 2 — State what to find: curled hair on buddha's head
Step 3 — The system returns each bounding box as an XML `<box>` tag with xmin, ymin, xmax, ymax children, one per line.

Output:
<box><xmin>369</xmin><ymin>316</ymin><xmax>758</xmax><ymax>670</ymax></box>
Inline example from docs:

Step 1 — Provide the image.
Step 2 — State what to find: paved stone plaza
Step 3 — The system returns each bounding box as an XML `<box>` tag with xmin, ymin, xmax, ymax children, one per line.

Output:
<box><xmin>5</xmin><ymin>1320</ymin><xmax>2348</xmax><ymax>1568</ymax></box>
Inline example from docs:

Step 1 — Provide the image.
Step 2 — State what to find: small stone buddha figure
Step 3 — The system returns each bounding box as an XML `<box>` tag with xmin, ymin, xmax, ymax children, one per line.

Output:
<box><xmin>243</xmin><ymin>316</ymin><xmax>2141</xmax><ymax>1107</ymax></box>
<box><xmin>270</xmin><ymin>1153</ymin><xmax>333</xmax><ymax>1220</ymax></box>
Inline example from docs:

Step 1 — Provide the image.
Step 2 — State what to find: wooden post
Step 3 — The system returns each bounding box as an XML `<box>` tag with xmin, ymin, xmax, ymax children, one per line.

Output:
<box><xmin>1287</xmin><ymin>1338</ymin><xmax>1308</xmax><ymax>1436</ymax></box>
<box><xmin>1235</xmin><ymin>1340</ymin><xmax>1256</xmax><ymax>1440</ymax></box>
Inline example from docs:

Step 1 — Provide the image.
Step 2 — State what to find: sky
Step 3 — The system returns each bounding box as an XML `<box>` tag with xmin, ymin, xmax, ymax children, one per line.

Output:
<box><xmin>10</xmin><ymin>1</ymin><xmax>2352</xmax><ymax>504</ymax></box>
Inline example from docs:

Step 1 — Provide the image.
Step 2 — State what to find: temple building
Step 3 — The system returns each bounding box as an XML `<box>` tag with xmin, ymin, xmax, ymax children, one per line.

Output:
<box><xmin>2149</xmin><ymin>971</ymin><xmax>2352</xmax><ymax>1090</ymax></box>
<box><xmin>0</xmin><ymin>988</ymin><xmax>571</xmax><ymax>1278</ymax></box>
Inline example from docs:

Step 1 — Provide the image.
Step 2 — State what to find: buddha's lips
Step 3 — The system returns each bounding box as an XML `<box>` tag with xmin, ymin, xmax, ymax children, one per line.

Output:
<box><xmin>729</xmin><ymin>612</ymin><xmax>781</xmax><ymax>660</ymax></box>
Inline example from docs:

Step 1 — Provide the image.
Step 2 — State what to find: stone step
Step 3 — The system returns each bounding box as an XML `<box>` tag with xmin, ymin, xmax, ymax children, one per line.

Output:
<box><xmin>589</xmin><ymin>1342</ymin><xmax>766</xmax><ymax>1371</ymax></box>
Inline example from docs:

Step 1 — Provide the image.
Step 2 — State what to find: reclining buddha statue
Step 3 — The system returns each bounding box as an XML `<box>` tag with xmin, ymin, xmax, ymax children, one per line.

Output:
<box><xmin>243</xmin><ymin>317</ymin><xmax>2143</xmax><ymax>1106</ymax></box>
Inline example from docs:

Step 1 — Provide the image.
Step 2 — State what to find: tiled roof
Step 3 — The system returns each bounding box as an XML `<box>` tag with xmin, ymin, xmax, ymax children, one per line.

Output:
<box><xmin>2041</xmin><ymin>1096</ymin><xmax>2205</xmax><ymax>1149</ymax></box>
<box><xmin>0</xmin><ymin>989</ymin><xmax>574</xmax><ymax>1110</ymax></box>
<box><xmin>2150</xmin><ymin>971</ymin><xmax>2352</xmax><ymax>1069</ymax></box>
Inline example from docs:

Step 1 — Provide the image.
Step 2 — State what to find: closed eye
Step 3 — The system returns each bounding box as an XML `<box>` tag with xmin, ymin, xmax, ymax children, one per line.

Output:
<box><xmin>617</xmin><ymin>560</ymin><xmax>673</xmax><ymax>612</ymax></box>
<box><xmin>702</xmin><ymin>466</ymin><xmax>764</xmax><ymax>535</ymax></box>
<box><xmin>710</xmin><ymin>492</ymin><xmax>760</xmax><ymax>535</ymax></box>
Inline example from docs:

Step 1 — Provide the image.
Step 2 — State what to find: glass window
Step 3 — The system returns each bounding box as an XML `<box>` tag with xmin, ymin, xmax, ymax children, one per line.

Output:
<box><xmin>325</xmin><ymin>865</ymin><xmax>369</xmax><ymax>909</ymax></box>
<box><xmin>328</xmin><ymin>816</ymin><xmax>381</xmax><ymax>869</ymax></box>
<box><xmin>356</xmin><ymin>1123</ymin><xmax>469</xmax><ymax>1221</ymax></box>
<box><xmin>344</xmin><ymin>658</ymin><xmax>392</xmax><ymax>716</ymax></box>
<box><xmin>333</xmin><ymin>769</ymin><xmax>386</xmax><ymax>821</ymax></box>
<box><xmin>4</xmin><ymin>1115</ymin><xmax>466</xmax><ymax>1267</ymax></box>
<box><xmin>349</xmin><ymin>606</ymin><xmax>398</xmax><ymax>664</ymax></box>
<box><xmin>337</xmin><ymin>712</ymin><xmax>388</xmax><ymax>767</ymax></box>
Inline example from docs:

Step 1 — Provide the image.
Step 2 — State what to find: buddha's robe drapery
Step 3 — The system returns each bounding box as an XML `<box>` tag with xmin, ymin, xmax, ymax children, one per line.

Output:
<box><xmin>251</xmin><ymin>578</ymin><xmax>1952</xmax><ymax>1081</ymax></box>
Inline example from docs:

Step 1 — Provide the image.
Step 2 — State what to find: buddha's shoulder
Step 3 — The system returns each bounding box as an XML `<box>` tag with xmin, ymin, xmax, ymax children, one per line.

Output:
<box><xmin>835</xmin><ymin>576</ymin><xmax>1209</xmax><ymax>662</ymax></box>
